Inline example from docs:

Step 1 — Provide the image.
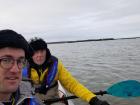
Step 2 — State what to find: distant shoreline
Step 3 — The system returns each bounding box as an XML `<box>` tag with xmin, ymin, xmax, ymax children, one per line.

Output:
<box><xmin>47</xmin><ymin>37</ymin><xmax>140</xmax><ymax>44</ymax></box>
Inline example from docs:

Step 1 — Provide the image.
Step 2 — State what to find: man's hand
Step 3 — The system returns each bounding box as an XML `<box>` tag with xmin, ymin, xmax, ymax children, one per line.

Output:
<box><xmin>89</xmin><ymin>97</ymin><xmax>110</xmax><ymax>105</ymax></box>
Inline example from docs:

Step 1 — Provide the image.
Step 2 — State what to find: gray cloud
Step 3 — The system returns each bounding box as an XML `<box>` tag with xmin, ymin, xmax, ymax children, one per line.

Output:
<box><xmin>0</xmin><ymin>0</ymin><xmax>140</xmax><ymax>41</ymax></box>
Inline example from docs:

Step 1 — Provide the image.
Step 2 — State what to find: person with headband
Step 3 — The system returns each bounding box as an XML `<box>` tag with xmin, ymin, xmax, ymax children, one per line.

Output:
<box><xmin>27</xmin><ymin>37</ymin><xmax>110</xmax><ymax>105</ymax></box>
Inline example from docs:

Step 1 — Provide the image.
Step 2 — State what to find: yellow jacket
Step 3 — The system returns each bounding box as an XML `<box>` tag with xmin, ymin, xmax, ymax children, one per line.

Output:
<box><xmin>30</xmin><ymin>60</ymin><xmax>96</xmax><ymax>102</ymax></box>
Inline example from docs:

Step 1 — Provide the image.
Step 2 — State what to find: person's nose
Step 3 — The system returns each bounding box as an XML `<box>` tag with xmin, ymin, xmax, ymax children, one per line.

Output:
<box><xmin>9</xmin><ymin>61</ymin><xmax>20</xmax><ymax>72</ymax></box>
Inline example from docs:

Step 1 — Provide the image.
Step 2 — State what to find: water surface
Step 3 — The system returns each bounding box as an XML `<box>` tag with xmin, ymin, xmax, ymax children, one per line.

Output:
<box><xmin>49</xmin><ymin>38</ymin><xmax>140</xmax><ymax>105</ymax></box>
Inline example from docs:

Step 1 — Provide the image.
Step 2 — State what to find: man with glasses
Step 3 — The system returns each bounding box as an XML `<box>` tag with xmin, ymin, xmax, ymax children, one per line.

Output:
<box><xmin>0</xmin><ymin>29</ymin><xmax>42</xmax><ymax>105</ymax></box>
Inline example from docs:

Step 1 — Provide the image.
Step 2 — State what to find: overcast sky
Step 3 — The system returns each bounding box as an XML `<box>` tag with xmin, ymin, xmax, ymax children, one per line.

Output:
<box><xmin>0</xmin><ymin>0</ymin><xmax>140</xmax><ymax>42</ymax></box>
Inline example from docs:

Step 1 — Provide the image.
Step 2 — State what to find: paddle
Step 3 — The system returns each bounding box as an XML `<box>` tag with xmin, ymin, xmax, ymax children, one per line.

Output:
<box><xmin>43</xmin><ymin>80</ymin><xmax>140</xmax><ymax>104</ymax></box>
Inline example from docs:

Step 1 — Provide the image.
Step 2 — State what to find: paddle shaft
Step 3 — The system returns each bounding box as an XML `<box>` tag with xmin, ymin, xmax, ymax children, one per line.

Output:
<box><xmin>43</xmin><ymin>91</ymin><xmax>107</xmax><ymax>104</ymax></box>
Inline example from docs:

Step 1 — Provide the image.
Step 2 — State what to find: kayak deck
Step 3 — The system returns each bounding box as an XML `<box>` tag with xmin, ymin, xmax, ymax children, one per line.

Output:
<box><xmin>58</xmin><ymin>81</ymin><xmax>75</xmax><ymax>105</ymax></box>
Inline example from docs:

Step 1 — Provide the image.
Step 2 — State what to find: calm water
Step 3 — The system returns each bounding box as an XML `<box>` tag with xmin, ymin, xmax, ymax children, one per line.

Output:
<box><xmin>48</xmin><ymin>38</ymin><xmax>140</xmax><ymax>105</ymax></box>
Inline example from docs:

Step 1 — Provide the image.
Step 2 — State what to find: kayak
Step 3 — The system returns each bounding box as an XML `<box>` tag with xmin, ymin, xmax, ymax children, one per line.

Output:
<box><xmin>58</xmin><ymin>81</ymin><xmax>75</xmax><ymax>105</ymax></box>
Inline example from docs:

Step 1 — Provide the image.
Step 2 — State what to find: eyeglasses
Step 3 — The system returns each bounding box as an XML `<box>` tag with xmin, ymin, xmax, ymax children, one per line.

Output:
<box><xmin>0</xmin><ymin>57</ymin><xmax>27</xmax><ymax>70</ymax></box>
